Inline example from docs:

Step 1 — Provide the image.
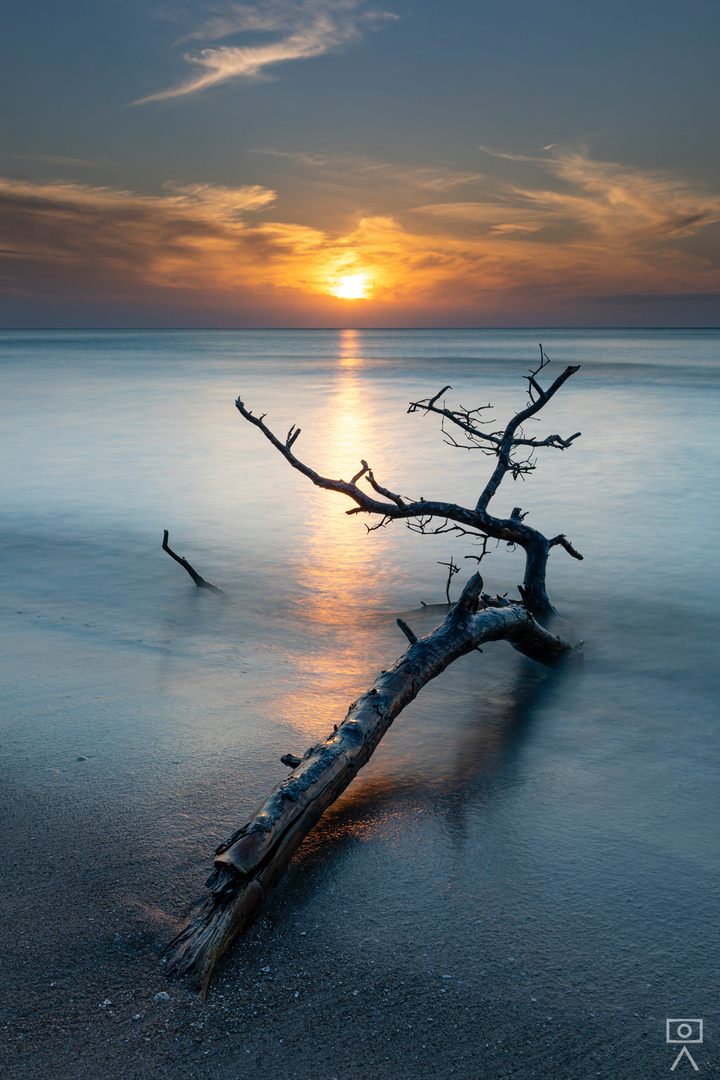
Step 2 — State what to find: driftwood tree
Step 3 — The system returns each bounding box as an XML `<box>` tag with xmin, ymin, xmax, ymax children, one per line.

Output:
<box><xmin>164</xmin><ymin>348</ymin><xmax>584</xmax><ymax>997</ymax></box>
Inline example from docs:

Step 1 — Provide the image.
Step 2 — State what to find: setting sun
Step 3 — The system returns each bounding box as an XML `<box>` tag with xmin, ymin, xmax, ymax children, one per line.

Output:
<box><xmin>331</xmin><ymin>273</ymin><xmax>370</xmax><ymax>299</ymax></box>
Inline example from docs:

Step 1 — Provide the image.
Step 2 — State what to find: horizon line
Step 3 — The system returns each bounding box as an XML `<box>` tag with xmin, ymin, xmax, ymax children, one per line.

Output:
<box><xmin>1</xmin><ymin>325</ymin><xmax>719</xmax><ymax>333</ymax></box>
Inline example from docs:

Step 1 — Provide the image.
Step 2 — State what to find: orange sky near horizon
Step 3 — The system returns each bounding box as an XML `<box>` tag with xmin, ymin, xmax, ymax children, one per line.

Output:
<box><xmin>2</xmin><ymin>145</ymin><xmax>720</xmax><ymax>326</ymax></box>
<box><xmin>3</xmin><ymin>0</ymin><xmax>720</xmax><ymax>326</ymax></box>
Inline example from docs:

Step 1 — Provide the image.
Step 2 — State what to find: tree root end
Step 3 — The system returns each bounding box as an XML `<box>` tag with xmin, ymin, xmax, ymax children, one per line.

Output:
<box><xmin>163</xmin><ymin>879</ymin><xmax>264</xmax><ymax>997</ymax></box>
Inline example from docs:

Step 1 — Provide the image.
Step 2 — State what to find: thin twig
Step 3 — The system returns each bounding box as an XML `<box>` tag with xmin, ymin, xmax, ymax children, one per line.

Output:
<box><xmin>437</xmin><ymin>557</ymin><xmax>461</xmax><ymax>604</ymax></box>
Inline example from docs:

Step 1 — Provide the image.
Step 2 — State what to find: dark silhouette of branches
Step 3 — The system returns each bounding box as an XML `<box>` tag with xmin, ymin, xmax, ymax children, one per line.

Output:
<box><xmin>235</xmin><ymin>347</ymin><xmax>582</xmax><ymax>616</ymax></box>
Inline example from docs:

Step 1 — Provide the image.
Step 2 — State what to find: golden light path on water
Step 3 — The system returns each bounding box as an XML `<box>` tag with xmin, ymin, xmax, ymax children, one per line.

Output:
<box><xmin>276</xmin><ymin>330</ymin><xmax>393</xmax><ymax>742</ymax></box>
<box><xmin>267</xmin><ymin>330</ymin><xmax>558</xmax><ymax>818</ymax></box>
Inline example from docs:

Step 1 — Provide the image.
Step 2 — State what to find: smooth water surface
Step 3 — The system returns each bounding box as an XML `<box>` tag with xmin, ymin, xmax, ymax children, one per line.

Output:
<box><xmin>2</xmin><ymin>328</ymin><xmax>719</xmax><ymax>1074</ymax></box>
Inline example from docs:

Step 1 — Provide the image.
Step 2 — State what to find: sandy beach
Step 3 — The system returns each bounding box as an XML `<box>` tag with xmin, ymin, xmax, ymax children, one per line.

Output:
<box><xmin>2</xmin><ymin>773</ymin><xmax>693</xmax><ymax>1080</ymax></box>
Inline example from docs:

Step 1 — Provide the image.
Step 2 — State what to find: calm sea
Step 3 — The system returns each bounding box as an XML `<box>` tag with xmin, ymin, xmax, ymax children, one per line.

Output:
<box><xmin>2</xmin><ymin>328</ymin><xmax>719</xmax><ymax>1071</ymax></box>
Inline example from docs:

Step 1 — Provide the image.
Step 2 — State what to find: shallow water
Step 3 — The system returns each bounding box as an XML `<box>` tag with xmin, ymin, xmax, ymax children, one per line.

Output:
<box><xmin>2</xmin><ymin>328</ymin><xmax>719</xmax><ymax>1074</ymax></box>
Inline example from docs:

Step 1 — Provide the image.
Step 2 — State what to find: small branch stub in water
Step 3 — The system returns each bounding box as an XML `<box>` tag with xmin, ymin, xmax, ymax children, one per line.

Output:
<box><xmin>162</xmin><ymin>530</ymin><xmax>224</xmax><ymax>595</ymax></box>
<box><xmin>396</xmin><ymin>618</ymin><xmax>417</xmax><ymax>645</ymax></box>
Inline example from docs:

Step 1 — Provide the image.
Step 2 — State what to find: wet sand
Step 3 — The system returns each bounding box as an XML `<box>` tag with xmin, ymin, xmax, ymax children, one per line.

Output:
<box><xmin>3</xmin><ymin>580</ymin><xmax>719</xmax><ymax>1079</ymax></box>
<box><xmin>4</xmin><ymin>601</ymin><xmax>718</xmax><ymax>1080</ymax></box>
<box><xmin>2</xmin><ymin>779</ymin><xmax>694</xmax><ymax>1080</ymax></box>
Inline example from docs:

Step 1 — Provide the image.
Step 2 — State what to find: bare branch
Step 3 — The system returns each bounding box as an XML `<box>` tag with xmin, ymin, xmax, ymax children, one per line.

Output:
<box><xmin>422</xmin><ymin>384</ymin><xmax>452</xmax><ymax>409</ymax></box>
<box><xmin>440</xmin><ymin>429</ymin><xmax>499</xmax><ymax>454</ymax></box>
<box><xmin>475</xmin><ymin>360</ymin><xmax>581</xmax><ymax>513</ymax></box>
<box><xmin>512</xmin><ymin>430</ymin><xmax>582</xmax><ymax>450</ymax></box>
<box><xmin>350</xmin><ymin>460</ymin><xmax>370</xmax><ymax>484</ymax></box>
<box><xmin>407</xmin><ymin>516</ymin><xmax>469</xmax><ymax>537</ymax></box>
<box><xmin>235</xmin><ymin>397</ymin><xmax>400</xmax><ymax>517</ymax></box>
<box><xmin>527</xmin><ymin>375</ymin><xmax>545</xmax><ymax>403</ymax></box>
<box><xmin>549</xmin><ymin>534</ymin><xmax>584</xmax><ymax>560</ymax></box>
<box><xmin>437</xmin><ymin>556</ymin><xmax>461</xmax><ymax>603</ymax></box>
<box><xmin>162</xmin><ymin>530</ymin><xmax>224</xmax><ymax>595</ymax></box>
<box><xmin>365</xmin><ymin>515</ymin><xmax>392</xmax><ymax>533</ymax></box>
<box><xmin>482</xmin><ymin>592</ymin><xmax>523</xmax><ymax>609</ymax></box>
<box><xmin>464</xmin><ymin>535</ymin><xmax>492</xmax><ymax>564</ymax></box>
<box><xmin>364</xmin><ymin>468</ymin><xmax>407</xmax><ymax>510</ymax></box>
<box><xmin>408</xmin><ymin>387</ymin><xmax>500</xmax><ymax>447</ymax></box>
<box><xmin>236</xmin><ymin>356</ymin><xmax>583</xmax><ymax>619</ymax></box>
<box><xmin>236</xmin><ymin>396</ymin><xmax>482</xmax><ymax>532</ymax></box>
<box><xmin>526</xmin><ymin>343</ymin><xmax>551</xmax><ymax>398</ymax></box>
<box><xmin>285</xmin><ymin>425</ymin><xmax>301</xmax><ymax>450</ymax></box>
<box><xmin>396</xmin><ymin>618</ymin><xmax>417</xmax><ymax>645</ymax></box>
<box><xmin>163</xmin><ymin>574</ymin><xmax>579</xmax><ymax>995</ymax></box>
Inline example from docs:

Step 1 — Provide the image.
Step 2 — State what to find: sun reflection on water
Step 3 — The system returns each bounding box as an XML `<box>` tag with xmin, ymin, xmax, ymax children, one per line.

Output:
<box><xmin>296</xmin><ymin>371</ymin><xmax>379</xmax><ymax>610</ymax></box>
<box><xmin>339</xmin><ymin>328</ymin><xmax>362</xmax><ymax>367</ymax></box>
<box><xmin>278</xmin><ymin>343</ymin><xmax>395</xmax><ymax>739</ymax></box>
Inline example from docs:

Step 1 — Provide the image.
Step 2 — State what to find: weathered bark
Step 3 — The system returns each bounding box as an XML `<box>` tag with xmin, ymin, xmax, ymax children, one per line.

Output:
<box><xmin>163</xmin><ymin>574</ymin><xmax>578</xmax><ymax>997</ymax></box>
<box><xmin>162</xmin><ymin>530</ymin><xmax>224</xmax><ymax>594</ymax></box>
<box><xmin>518</xmin><ymin>532</ymin><xmax>552</xmax><ymax>615</ymax></box>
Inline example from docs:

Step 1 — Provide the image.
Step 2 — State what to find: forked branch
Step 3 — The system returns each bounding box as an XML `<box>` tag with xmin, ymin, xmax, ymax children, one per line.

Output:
<box><xmin>236</xmin><ymin>354</ymin><xmax>583</xmax><ymax>617</ymax></box>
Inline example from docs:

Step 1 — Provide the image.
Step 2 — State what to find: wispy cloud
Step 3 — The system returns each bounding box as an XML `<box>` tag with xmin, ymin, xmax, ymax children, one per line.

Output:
<box><xmin>0</xmin><ymin>175</ymin><xmax>309</xmax><ymax>299</ymax></box>
<box><xmin>472</xmin><ymin>144</ymin><xmax>720</xmax><ymax>238</ymax></box>
<box><xmin>250</xmin><ymin>148</ymin><xmax>485</xmax><ymax>192</ymax></box>
<box><xmin>135</xmin><ymin>0</ymin><xmax>396</xmax><ymax>104</ymax></box>
<box><xmin>2</xmin><ymin>148</ymin><xmax>719</xmax><ymax>321</ymax></box>
<box><xmin>0</xmin><ymin>177</ymin><xmax>280</xmax><ymax>301</ymax></box>
<box><xmin>0</xmin><ymin>176</ymin><xmax>274</xmax><ymax>220</ymax></box>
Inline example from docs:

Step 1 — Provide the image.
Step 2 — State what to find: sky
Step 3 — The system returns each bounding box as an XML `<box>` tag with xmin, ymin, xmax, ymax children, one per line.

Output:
<box><xmin>2</xmin><ymin>0</ymin><xmax>720</xmax><ymax>327</ymax></box>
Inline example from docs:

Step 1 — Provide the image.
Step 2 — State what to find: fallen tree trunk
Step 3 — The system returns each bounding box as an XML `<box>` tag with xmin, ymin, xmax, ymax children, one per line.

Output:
<box><xmin>163</xmin><ymin>574</ymin><xmax>578</xmax><ymax>997</ymax></box>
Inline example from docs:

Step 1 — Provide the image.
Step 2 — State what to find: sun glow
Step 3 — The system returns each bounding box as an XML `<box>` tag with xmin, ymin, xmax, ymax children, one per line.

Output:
<box><xmin>331</xmin><ymin>273</ymin><xmax>370</xmax><ymax>299</ymax></box>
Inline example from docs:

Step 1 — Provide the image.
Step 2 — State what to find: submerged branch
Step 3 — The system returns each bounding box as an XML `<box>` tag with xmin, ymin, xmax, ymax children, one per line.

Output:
<box><xmin>162</xmin><ymin>531</ymin><xmax>224</xmax><ymax>595</ymax></box>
